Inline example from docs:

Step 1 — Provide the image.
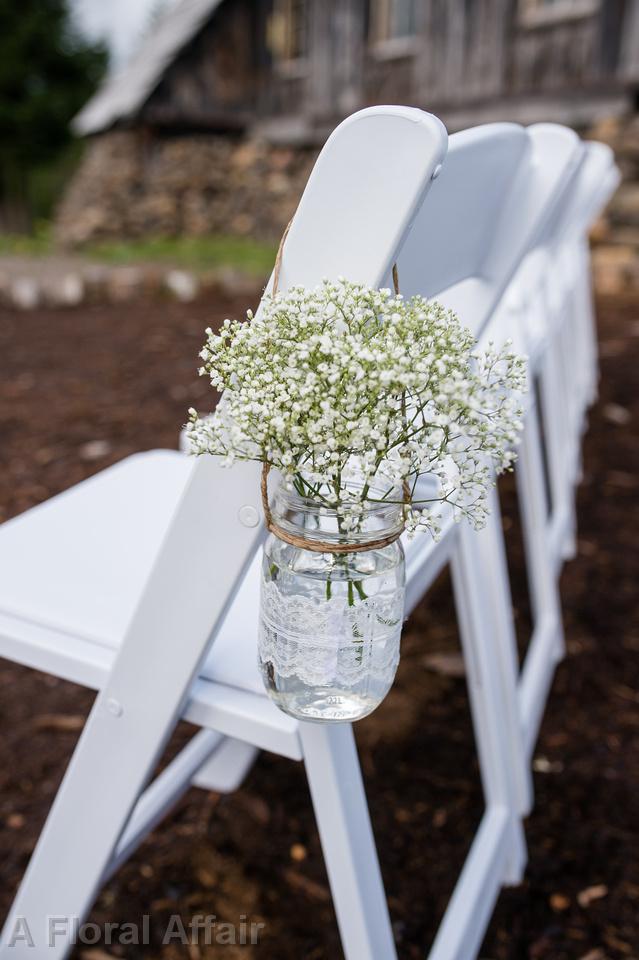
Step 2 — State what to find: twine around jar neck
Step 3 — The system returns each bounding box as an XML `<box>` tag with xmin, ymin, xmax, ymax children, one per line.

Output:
<box><xmin>260</xmin><ymin>463</ymin><xmax>409</xmax><ymax>554</ymax></box>
<box><xmin>261</xmin><ymin>221</ymin><xmax>407</xmax><ymax>555</ymax></box>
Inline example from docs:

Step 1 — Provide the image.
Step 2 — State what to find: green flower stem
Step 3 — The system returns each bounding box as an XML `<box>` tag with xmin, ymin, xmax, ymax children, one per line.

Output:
<box><xmin>354</xmin><ymin>580</ymin><xmax>368</xmax><ymax>601</ymax></box>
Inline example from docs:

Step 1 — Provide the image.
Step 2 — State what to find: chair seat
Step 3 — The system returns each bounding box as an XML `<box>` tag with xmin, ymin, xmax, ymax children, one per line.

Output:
<box><xmin>0</xmin><ymin>450</ymin><xmax>273</xmax><ymax>695</ymax></box>
<box><xmin>0</xmin><ymin>449</ymin><xmax>445</xmax><ymax>712</ymax></box>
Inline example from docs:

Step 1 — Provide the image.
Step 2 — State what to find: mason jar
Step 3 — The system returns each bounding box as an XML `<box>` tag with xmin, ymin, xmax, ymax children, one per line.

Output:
<box><xmin>258</xmin><ymin>483</ymin><xmax>406</xmax><ymax>723</ymax></box>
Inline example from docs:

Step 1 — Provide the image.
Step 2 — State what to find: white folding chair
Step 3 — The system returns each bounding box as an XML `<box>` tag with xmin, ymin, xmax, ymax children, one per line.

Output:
<box><xmin>516</xmin><ymin>139</ymin><xmax>619</xmax><ymax>574</ymax></box>
<box><xmin>181</xmin><ymin>123</ymin><xmax>597</xmax><ymax>799</ymax></box>
<box><xmin>0</xmin><ymin>106</ymin><xmax>512</xmax><ymax>960</ymax></box>
<box><xmin>550</xmin><ymin>142</ymin><xmax>619</xmax><ymax>485</ymax></box>
<box><xmin>186</xmin><ymin>117</ymin><xmax>585</xmax><ymax>897</ymax></box>
<box><xmin>486</xmin><ymin>129</ymin><xmax>619</xmax><ymax>762</ymax></box>
<box><xmin>215</xmin><ymin>114</ymin><xmax>583</xmax><ymax>945</ymax></box>
<box><xmin>482</xmin><ymin>124</ymin><xmax>584</xmax><ymax>759</ymax></box>
<box><xmin>395</xmin><ymin>122</ymin><xmax>590</xmax><ymax>788</ymax></box>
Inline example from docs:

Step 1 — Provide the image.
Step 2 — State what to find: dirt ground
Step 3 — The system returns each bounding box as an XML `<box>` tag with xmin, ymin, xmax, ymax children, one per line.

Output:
<box><xmin>0</xmin><ymin>290</ymin><xmax>637</xmax><ymax>959</ymax></box>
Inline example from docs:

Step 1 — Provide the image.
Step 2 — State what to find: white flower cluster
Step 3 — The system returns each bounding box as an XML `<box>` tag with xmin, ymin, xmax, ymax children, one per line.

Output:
<box><xmin>187</xmin><ymin>279</ymin><xmax>526</xmax><ymax>535</ymax></box>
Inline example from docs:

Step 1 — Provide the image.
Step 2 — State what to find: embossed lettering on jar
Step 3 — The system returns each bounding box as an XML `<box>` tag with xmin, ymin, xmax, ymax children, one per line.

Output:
<box><xmin>258</xmin><ymin>484</ymin><xmax>406</xmax><ymax>722</ymax></box>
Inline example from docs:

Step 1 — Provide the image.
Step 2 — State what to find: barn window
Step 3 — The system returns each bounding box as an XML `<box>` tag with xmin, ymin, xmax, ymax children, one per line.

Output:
<box><xmin>267</xmin><ymin>0</ymin><xmax>308</xmax><ymax>63</ymax></box>
<box><xmin>369</xmin><ymin>0</ymin><xmax>417</xmax><ymax>44</ymax></box>
<box><xmin>519</xmin><ymin>0</ymin><xmax>600</xmax><ymax>28</ymax></box>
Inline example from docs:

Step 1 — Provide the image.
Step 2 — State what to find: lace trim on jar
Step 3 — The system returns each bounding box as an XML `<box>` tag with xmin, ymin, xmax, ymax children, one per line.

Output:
<box><xmin>258</xmin><ymin>580</ymin><xmax>404</xmax><ymax>689</ymax></box>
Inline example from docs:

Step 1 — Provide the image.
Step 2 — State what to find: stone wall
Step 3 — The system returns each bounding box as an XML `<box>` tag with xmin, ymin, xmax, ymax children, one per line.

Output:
<box><xmin>54</xmin><ymin>130</ymin><xmax>318</xmax><ymax>248</ymax></box>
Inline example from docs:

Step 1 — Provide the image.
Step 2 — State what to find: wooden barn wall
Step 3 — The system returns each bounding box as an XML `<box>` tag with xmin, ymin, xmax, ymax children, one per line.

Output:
<box><xmin>138</xmin><ymin>0</ymin><xmax>635</xmax><ymax>135</ymax></box>
<box><xmin>143</xmin><ymin>0</ymin><xmax>259</xmax><ymax>128</ymax></box>
<box><xmin>508</xmin><ymin>14</ymin><xmax>601</xmax><ymax>95</ymax></box>
<box><xmin>618</xmin><ymin>0</ymin><xmax>639</xmax><ymax>82</ymax></box>
<box><xmin>407</xmin><ymin>0</ymin><xmax>511</xmax><ymax>107</ymax></box>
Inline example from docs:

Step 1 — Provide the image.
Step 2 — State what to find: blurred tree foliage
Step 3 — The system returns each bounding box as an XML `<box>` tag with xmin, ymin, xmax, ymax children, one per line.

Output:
<box><xmin>0</xmin><ymin>0</ymin><xmax>106</xmax><ymax>231</ymax></box>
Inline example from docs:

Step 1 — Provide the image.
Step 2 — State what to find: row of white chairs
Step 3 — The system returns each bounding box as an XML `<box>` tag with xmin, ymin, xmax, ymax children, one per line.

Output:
<box><xmin>0</xmin><ymin>106</ymin><xmax>619</xmax><ymax>958</ymax></box>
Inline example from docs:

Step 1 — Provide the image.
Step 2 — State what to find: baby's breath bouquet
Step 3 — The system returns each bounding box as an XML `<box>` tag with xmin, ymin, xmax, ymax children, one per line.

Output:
<box><xmin>188</xmin><ymin>278</ymin><xmax>525</xmax><ymax>722</ymax></box>
<box><xmin>188</xmin><ymin>278</ymin><xmax>524</xmax><ymax>533</ymax></box>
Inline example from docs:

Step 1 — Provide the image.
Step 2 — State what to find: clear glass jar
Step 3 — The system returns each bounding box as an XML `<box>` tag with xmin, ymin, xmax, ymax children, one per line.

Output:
<box><xmin>258</xmin><ymin>484</ymin><xmax>405</xmax><ymax>723</ymax></box>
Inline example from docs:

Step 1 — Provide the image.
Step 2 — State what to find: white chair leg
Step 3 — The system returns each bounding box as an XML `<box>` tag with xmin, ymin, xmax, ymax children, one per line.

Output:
<box><xmin>517</xmin><ymin>399</ymin><xmax>566</xmax><ymax>662</ymax></box>
<box><xmin>576</xmin><ymin>239</ymin><xmax>599</xmax><ymax>408</ymax></box>
<box><xmin>192</xmin><ymin>738</ymin><xmax>259</xmax><ymax>793</ymax></box>
<box><xmin>452</xmin><ymin>512</ymin><xmax>531</xmax><ymax>850</ymax></box>
<box><xmin>537</xmin><ymin>347</ymin><xmax>577</xmax><ymax>568</ymax></box>
<box><xmin>299</xmin><ymin>722</ymin><xmax>397</xmax><ymax>960</ymax></box>
<box><xmin>428</xmin><ymin>807</ymin><xmax>525</xmax><ymax>960</ymax></box>
<box><xmin>515</xmin><ymin>399</ymin><xmax>568</xmax><ymax>758</ymax></box>
<box><xmin>553</xmin><ymin>320</ymin><xmax>580</xmax><ymax>563</ymax></box>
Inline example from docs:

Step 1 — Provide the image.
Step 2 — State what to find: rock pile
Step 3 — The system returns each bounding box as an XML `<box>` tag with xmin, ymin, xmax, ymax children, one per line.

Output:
<box><xmin>54</xmin><ymin>131</ymin><xmax>318</xmax><ymax>248</ymax></box>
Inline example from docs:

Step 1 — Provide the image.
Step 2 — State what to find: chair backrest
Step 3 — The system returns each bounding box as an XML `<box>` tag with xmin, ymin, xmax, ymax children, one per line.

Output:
<box><xmin>537</xmin><ymin>139</ymin><xmax>617</xmax><ymax>253</ymax></box>
<box><xmin>393</xmin><ymin>122</ymin><xmax>583</xmax><ymax>337</ymax></box>
<box><xmin>570</xmin><ymin>141</ymin><xmax>619</xmax><ymax>238</ymax></box>
<box><xmin>271</xmin><ymin>105</ymin><xmax>448</xmax><ymax>292</ymax></box>
<box><xmin>122</xmin><ymin>105</ymin><xmax>449</xmax><ymax>673</ymax></box>
<box><xmin>519</xmin><ymin>123</ymin><xmax>584</xmax><ymax>252</ymax></box>
<box><xmin>484</xmin><ymin>123</ymin><xmax>585</xmax><ymax>331</ymax></box>
<box><xmin>394</xmin><ymin>123</ymin><xmax>529</xmax><ymax>324</ymax></box>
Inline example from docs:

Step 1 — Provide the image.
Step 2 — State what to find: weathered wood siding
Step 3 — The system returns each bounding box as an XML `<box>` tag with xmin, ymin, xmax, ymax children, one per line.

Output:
<box><xmin>138</xmin><ymin>0</ymin><xmax>638</xmax><ymax>137</ymax></box>
<box><xmin>143</xmin><ymin>0</ymin><xmax>258</xmax><ymax>128</ymax></box>
<box><xmin>408</xmin><ymin>0</ymin><xmax>511</xmax><ymax>107</ymax></box>
<box><xmin>620</xmin><ymin>0</ymin><xmax>639</xmax><ymax>81</ymax></box>
<box><xmin>509</xmin><ymin>12</ymin><xmax>600</xmax><ymax>94</ymax></box>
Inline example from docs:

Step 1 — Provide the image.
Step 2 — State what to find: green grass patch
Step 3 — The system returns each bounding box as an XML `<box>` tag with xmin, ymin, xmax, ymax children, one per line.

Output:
<box><xmin>0</xmin><ymin>228</ymin><xmax>277</xmax><ymax>276</ymax></box>
<box><xmin>86</xmin><ymin>234</ymin><xmax>277</xmax><ymax>275</ymax></box>
<box><xmin>0</xmin><ymin>224</ymin><xmax>54</xmax><ymax>256</ymax></box>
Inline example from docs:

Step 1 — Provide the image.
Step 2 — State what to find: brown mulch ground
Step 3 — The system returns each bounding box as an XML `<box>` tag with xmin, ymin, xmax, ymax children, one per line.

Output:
<box><xmin>0</xmin><ymin>291</ymin><xmax>637</xmax><ymax>959</ymax></box>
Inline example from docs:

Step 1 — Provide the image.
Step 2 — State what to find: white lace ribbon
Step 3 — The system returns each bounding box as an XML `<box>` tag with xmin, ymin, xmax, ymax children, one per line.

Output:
<box><xmin>258</xmin><ymin>580</ymin><xmax>404</xmax><ymax>688</ymax></box>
